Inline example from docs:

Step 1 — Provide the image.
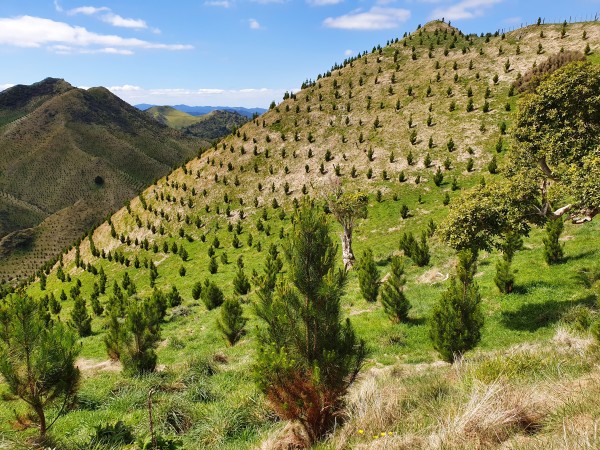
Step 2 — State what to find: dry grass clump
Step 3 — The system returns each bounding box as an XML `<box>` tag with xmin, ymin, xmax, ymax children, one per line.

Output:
<box><xmin>299</xmin><ymin>328</ymin><xmax>600</xmax><ymax>450</ymax></box>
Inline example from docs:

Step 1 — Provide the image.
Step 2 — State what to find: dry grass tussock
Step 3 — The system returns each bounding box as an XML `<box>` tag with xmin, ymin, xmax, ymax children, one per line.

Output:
<box><xmin>300</xmin><ymin>328</ymin><xmax>600</xmax><ymax>450</ymax></box>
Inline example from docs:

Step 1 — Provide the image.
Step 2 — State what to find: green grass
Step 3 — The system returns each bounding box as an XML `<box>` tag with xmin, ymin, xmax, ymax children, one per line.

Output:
<box><xmin>2</xmin><ymin>20</ymin><xmax>600</xmax><ymax>449</ymax></box>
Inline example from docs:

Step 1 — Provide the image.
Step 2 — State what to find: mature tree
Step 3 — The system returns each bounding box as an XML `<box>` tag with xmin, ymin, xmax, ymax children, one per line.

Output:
<box><xmin>380</xmin><ymin>256</ymin><xmax>410</xmax><ymax>322</ymax></box>
<box><xmin>439</xmin><ymin>61</ymin><xmax>600</xmax><ymax>252</ymax></box>
<box><xmin>429</xmin><ymin>250</ymin><xmax>484</xmax><ymax>363</ymax></box>
<box><xmin>0</xmin><ymin>295</ymin><xmax>80</xmax><ymax>438</ymax></box>
<box><xmin>325</xmin><ymin>180</ymin><xmax>368</xmax><ymax>268</ymax></box>
<box><xmin>254</xmin><ymin>200</ymin><xmax>366</xmax><ymax>446</ymax></box>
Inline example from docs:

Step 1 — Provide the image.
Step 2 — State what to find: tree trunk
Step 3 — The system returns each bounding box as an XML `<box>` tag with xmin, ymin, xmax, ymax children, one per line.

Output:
<box><xmin>35</xmin><ymin>405</ymin><xmax>46</xmax><ymax>438</ymax></box>
<box><xmin>341</xmin><ymin>227</ymin><xmax>354</xmax><ymax>268</ymax></box>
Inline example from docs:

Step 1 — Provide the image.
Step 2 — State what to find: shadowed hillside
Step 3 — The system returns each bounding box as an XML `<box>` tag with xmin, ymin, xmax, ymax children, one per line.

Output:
<box><xmin>0</xmin><ymin>78</ymin><xmax>207</xmax><ymax>282</ymax></box>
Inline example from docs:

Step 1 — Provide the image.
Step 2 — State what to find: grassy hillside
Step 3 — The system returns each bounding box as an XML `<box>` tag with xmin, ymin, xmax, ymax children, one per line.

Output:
<box><xmin>144</xmin><ymin>106</ymin><xmax>249</xmax><ymax>141</ymax></box>
<box><xmin>145</xmin><ymin>106</ymin><xmax>204</xmax><ymax>129</ymax></box>
<box><xmin>1</xmin><ymin>20</ymin><xmax>600</xmax><ymax>449</ymax></box>
<box><xmin>181</xmin><ymin>110</ymin><xmax>249</xmax><ymax>141</ymax></box>
<box><xmin>0</xmin><ymin>78</ymin><xmax>207</xmax><ymax>283</ymax></box>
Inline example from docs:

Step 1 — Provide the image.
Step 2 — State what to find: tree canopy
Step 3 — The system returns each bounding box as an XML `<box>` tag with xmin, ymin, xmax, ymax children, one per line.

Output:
<box><xmin>440</xmin><ymin>61</ymin><xmax>600</xmax><ymax>251</ymax></box>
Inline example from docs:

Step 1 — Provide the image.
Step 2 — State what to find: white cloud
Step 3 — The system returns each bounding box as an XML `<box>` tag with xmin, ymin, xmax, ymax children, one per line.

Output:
<box><xmin>429</xmin><ymin>0</ymin><xmax>502</xmax><ymax>21</ymax></box>
<box><xmin>249</xmin><ymin>19</ymin><xmax>261</xmax><ymax>29</ymax></box>
<box><xmin>67</xmin><ymin>6</ymin><xmax>110</xmax><ymax>16</ymax></box>
<box><xmin>61</xmin><ymin>4</ymin><xmax>151</xmax><ymax>30</ymax></box>
<box><xmin>106</xmin><ymin>85</ymin><xmax>289</xmax><ymax>108</ymax></box>
<box><xmin>101</xmin><ymin>13</ymin><xmax>148</xmax><ymax>29</ymax></box>
<box><xmin>0</xmin><ymin>16</ymin><xmax>192</xmax><ymax>53</ymax></box>
<box><xmin>0</xmin><ymin>83</ymin><xmax>15</xmax><ymax>91</ymax></box>
<box><xmin>307</xmin><ymin>0</ymin><xmax>344</xmax><ymax>6</ymax></box>
<box><xmin>323</xmin><ymin>7</ymin><xmax>411</xmax><ymax>30</ymax></box>
<box><xmin>344</xmin><ymin>49</ymin><xmax>353</xmax><ymax>56</ymax></box>
<box><xmin>204</xmin><ymin>0</ymin><xmax>232</xmax><ymax>6</ymax></box>
<box><xmin>503</xmin><ymin>16</ymin><xmax>522</xmax><ymax>24</ymax></box>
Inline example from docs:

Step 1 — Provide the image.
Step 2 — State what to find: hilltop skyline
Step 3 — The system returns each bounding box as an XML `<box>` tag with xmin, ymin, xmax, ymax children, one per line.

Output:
<box><xmin>0</xmin><ymin>0</ymin><xmax>598</xmax><ymax>107</ymax></box>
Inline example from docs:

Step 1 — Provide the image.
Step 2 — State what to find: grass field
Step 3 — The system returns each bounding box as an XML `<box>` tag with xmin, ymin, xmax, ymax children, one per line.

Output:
<box><xmin>1</xmin><ymin>19</ymin><xmax>600</xmax><ymax>449</ymax></box>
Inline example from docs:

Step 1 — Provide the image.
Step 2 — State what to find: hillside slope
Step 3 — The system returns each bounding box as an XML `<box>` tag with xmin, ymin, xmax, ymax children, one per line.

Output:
<box><xmin>3</xmin><ymin>20</ymin><xmax>600</xmax><ymax>449</ymax></box>
<box><xmin>144</xmin><ymin>105</ymin><xmax>249</xmax><ymax>140</ymax></box>
<box><xmin>0</xmin><ymin>78</ymin><xmax>206</xmax><ymax>282</ymax></box>
<box><xmin>181</xmin><ymin>109</ymin><xmax>249</xmax><ymax>140</ymax></box>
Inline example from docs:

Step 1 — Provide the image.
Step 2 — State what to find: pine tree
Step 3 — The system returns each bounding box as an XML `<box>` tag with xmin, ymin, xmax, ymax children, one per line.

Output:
<box><xmin>201</xmin><ymin>280</ymin><xmax>224</xmax><ymax>310</ymax></box>
<box><xmin>356</xmin><ymin>249</ymin><xmax>380</xmax><ymax>302</ymax></box>
<box><xmin>380</xmin><ymin>257</ymin><xmax>410</xmax><ymax>322</ymax></box>
<box><xmin>70</xmin><ymin>296</ymin><xmax>92</xmax><ymax>337</ymax></box>
<box><xmin>192</xmin><ymin>281</ymin><xmax>203</xmax><ymax>300</ymax></box>
<box><xmin>208</xmin><ymin>256</ymin><xmax>218</xmax><ymax>274</ymax></box>
<box><xmin>543</xmin><ymin>219</ymin><xmax>564</xmax><ymax>264</ymax></box>
<box><xmin>494</xmin><ymin>231</ymin><xmax>522</xmax><ymax>293</ymax></box>
<box><xmin>233</xmin><ymin>267</ymin><xmax>251</xmax><ymax>295</ymax></box>
<box><xmin>121</xmin><ymin>298</ymin><xmax>161</xmax><ymax>377</ymax></box>
<box><xmin>0</xmin><ymin>295</ymin><xmax>80</xmax><ymax>438</ymax></box>
<box><xmin>217</xmin><ymin>298</ymin><xmax>247</xmax><ymax>346</ymax></box>
<box><xmin>254</xmin><ymin>200</ymin><xmax>366</xmax><ymax>445</ymax></box>
<box><xmin>429</xmin><ymin>250</ymin><xmax>483</xmax><ymax>363</ymax></box>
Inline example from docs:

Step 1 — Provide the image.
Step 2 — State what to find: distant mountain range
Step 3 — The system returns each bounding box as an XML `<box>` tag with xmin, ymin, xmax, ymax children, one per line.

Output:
<box><xmin>135</xmin><ymin>103</ymin><xmax>266</xmax><ymax>118</ymax></box>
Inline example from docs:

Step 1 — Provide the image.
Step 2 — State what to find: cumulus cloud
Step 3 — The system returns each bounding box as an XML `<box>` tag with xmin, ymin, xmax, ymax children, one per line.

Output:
<box><xmin>101</xmin><ymin>13</ymin><xmax>148</xmax><ymax>29</ymax></box>
<box><xmin>67</xmin><ymin>6</ymin><xmax>110</xmax><ymax>16</ymax></box>
<box><xmin>106</xmin><ymin>85</ymin><xmax>289</xmax><ymax>108</ymax></box>
<box><xmin>323</xmin><ymin>7</ymin><xmax>411</xmax><ymax>30</ymax></box>
<box><xmin>59</xmin><ymin>3</ymin><xmax>151</xmax><ymax>30</ymax></box>
<box><xmin>429</xmin><ymin>0</ymin><xmax>502</xmax><ymax>21</ymax></box>
<box><xmin>0</xmin><ymin>16</ymin><xmax>192</xmax><ymax>53</ymax></box>
<box><xmin>249</xmin><ymin>18</ymin><xmax>261</xmax><ymax>29</ymax></box>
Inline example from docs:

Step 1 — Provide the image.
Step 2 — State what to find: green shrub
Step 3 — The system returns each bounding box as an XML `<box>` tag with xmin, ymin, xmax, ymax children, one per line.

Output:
<box><xmin>543</xmin><ymin>219</ymin><xmax>564</xmax><ymax>264</ymax></box>
<box><xmin>201</xmin><ymin>281</ymin><xmax>224</xmax><ymax>310</ymax></box>
<box><xmin>380</xmin><ymin>256</ymin><xmax>410</xmax><ymax>322</ymax></box>
<box><xmin>217</xmin><ymin>298</ymin><xmax>247</xmax><ymax>346</ymax></box>
<box><xmin>430</xmin><ymin>250</ymin><xmax>483</xmax><ymax>362</ymax></box>
<box><xmin>90</xmin><ymin>421</ymin><xmax>135</xmax><ymax>447</ymax></box>
<box><xmin>356</xmin><ymin>249</ymin><xmax>380</xmax><ymax>303</ymax></box>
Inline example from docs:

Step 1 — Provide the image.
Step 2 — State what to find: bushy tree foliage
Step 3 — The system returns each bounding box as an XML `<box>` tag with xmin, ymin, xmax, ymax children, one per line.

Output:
<box><xmin>0</xmin><ymin>295</ymin><xmax>80</xmax><ymax>438</ymax></box>
<box><xmin>429</xmin><ymin>250</ymin><xmax>484</xmax><ymax>363</ymax></box>
<box><xmin>325</xmin><ymin>181</ymin><xmax>368</xmax><ymax>268</ymax></box>
<box><xmin>217</xmin><ymin>297</ymin><xmax>247</xmax><ymax>346</ymax></box>
<box><xmin>254</xmin><ymin>200</ymin><xmax>366</xmax><ymax>445</ymax></box>
<box><xmin>441</xmin><ymin>62</ymin><xmax>600</xmax><ymax>252</ymax></box>
<box><xmin>356</xmin><ymin>249</ymin><xmax>380</xmax><ymax>302</ymax></box>
<box><xmin>380</xmin><ymin>257</ymin><xmax>410</xmax><ymax>322</ymax></box>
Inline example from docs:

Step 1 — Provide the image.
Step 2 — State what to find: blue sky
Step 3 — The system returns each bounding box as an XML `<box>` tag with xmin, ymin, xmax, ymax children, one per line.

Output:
<box><xmin>0</xmin><ymin>0</ymin><xmax>599</xmax><ymax>107</ymax></box>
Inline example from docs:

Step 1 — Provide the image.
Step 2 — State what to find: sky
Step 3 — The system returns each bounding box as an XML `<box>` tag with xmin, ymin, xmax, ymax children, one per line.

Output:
<box><xmin>0</xmin><ymin>0</ymin><xmax>599</xmax><ymax>107</ymax></box>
